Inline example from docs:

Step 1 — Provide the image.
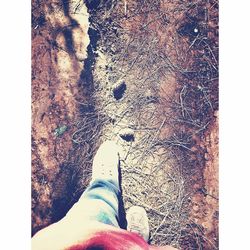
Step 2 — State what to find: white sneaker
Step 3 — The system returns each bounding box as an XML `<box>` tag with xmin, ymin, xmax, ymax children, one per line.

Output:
<box><xmin>126</xmin><ymin>206</ymin><xmax>150</xmax><ymax>242</ymax></box>
<box><xmin>91</xmin><ymin>140</ymin><xmax>120</xmax><ymax>185</ymax></box>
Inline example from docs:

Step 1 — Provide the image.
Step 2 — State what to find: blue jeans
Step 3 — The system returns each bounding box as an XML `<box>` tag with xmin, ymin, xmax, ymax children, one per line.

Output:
<box><xmin>65</xmin><ymin>179</ymin><xmax>121</xmax><ymax>228</ymax></box>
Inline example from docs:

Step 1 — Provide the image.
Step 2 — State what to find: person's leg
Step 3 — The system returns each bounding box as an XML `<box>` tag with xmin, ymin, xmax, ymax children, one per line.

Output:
<box><xmin>64</xmin><ymin>140</ymin><xmax>121</xmax><ymax>227</ymax></box>
<box><xmin>65</xmin><ymin>178</ymin><xmax>120</xmax><ymax>227</ymax></box>
<box><xmin>32</xmin><ymin>177</ymin><xmax>121</xmax><ymax>250</ymax></box>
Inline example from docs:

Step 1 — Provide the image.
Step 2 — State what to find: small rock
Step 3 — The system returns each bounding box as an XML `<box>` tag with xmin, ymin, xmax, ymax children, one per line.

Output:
<box><xmin>204</xmin><ymin>153</ymin><xmax>209</xmax><ymax>160</ymax></box>
<box><xmin>193</xmin><ymin>204</ymin><xmax>200</xmax><ymax>212</ymax></box>
<box><xmin>194</xmin><ymin>28</ymin><xmax>199</xmax><ymax>33</ymax></box>
<box><xmin>119</xmin><ymin>128</ymin><xmax>134</xmax><ymax>142</ymax></box>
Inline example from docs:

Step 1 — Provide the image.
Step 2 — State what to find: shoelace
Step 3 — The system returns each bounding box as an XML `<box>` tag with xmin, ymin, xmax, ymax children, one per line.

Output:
<box><xmin>129</xmin><ymin>216</ymin><xmax>145</xmax><ymax>238</ymax></box>
<box><xmin>130</xmin><ymin>224</ymin><xmax>144</xmax><ymax>238</ymax></box>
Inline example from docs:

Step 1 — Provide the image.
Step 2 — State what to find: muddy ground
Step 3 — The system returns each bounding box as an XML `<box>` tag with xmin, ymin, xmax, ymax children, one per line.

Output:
<box><xmin>32</xmin><ymin>0</ymin><xmax>218</xmax><ymax>249</ymax></box>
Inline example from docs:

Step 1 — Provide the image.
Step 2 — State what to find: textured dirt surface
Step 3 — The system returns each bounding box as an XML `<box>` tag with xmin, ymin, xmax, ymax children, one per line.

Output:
<box><xmin>185</xmin><ymin>113</ymin><xmax>219</xmax><ymax>249</ymax></box>
<box><xmin>32</xmin><ymin>0</ymin><xmax>90</xmax><ymax>234</ymax></box>
<box><xmin>32</xmin><ymin>0</ymin><xmax>218</xmax><ymax>249</ymax></box>
<box><xmin>195</xmin><ymin>112</ymin><xmax>219</xmax><ymax>247</ymax></box>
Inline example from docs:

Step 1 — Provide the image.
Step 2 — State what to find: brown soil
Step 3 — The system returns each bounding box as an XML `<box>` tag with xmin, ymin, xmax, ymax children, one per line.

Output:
<box><xmin>191</xmin><ymin>112</ymin><xmax>219</xmax><ymax>248</ymax></box>
<box><xmin>182</xmin><ymin>113</ymin><xmax>219</xmax><ymax>249</ymax></box>
<box><xmin>32</xmin><ymin>0</ymin><xmax>218</xmax><ymax>249</ymax></box>
<box><xmin>32</xmin><ymin>0</ymin><xmax>91</xmax><ymax>234</ymax></box>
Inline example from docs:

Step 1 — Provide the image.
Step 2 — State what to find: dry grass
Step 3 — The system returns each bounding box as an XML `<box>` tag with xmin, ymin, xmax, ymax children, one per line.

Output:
<box><xmin>71</xmin><ymin>0</ymin><xmax>218</xmax><ymax>248</ymax></box>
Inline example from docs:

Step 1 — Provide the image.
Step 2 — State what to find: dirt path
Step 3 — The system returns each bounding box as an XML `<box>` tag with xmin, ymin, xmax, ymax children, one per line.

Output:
<box><xmin>32</xmin><ymin>1</ymin><xmax>218</xmax><ymax>249</ymax></box>
<box><xmin>87</xmin><ymin>1</ymin><xmax>218</xmax><ymax>248</ymax></box>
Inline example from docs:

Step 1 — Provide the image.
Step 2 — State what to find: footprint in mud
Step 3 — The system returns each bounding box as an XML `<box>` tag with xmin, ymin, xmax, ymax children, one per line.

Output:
<box><xmin>119</xmin><ymin>128</ymin><xmax>134</xmax><ymax>142</ymax></box>
<box><xmin>112</xmin><ymin>81</ymin><xmax>127</xmax><ymax>100</ymax></box>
